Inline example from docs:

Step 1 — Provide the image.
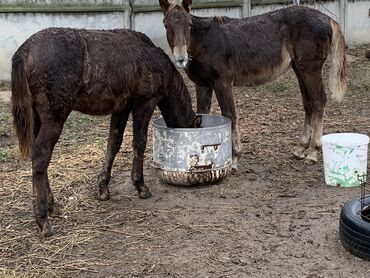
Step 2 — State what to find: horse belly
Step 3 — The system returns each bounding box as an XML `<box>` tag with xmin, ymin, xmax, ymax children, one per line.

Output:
<box><xmin>72</xmin><ymin>90</ymin><xmax>128</xmax><ymax>115</ymax></box>
<box><xmin>234</xmin><ymin>45</ymin><xmax>292</xmax><ymax>87</ymax></box>
<box><xmin>234</xmin><ymin>62</ymin><xmax>291</xmax><ymax>86</ymax></box>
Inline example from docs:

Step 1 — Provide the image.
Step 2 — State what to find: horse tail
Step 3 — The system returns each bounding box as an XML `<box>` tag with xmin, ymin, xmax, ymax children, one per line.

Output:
<box><xmin>11</xmin><ymin>46</ymin><xmax>34</xmax><ymax>159</ymax></box>
<box><xmin>329</xmin><ymin>19</ymin><xmax>347</xmax><ymax>102</ymax></box>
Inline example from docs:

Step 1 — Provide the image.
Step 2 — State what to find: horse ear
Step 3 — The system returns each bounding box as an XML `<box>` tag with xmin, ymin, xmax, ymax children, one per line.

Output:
<box><xmin>192</xmin><ymin>115</ymin><xmax>202</xmax><ymax>128</ymax></box>
<box><xmin>182</xmin><ymin>0</ymin><xmax>192</xmax><ymax>12</ymax></box>
<box><xmin>159</xmin><ymin>0</ymin><xmax>171</xmax><ymax>13</ymax></box>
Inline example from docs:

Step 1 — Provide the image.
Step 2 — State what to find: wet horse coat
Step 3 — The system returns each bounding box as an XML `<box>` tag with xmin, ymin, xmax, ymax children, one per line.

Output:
<box><xmin>159</xmin><ymin>1</ymin><xmax>347</xmax><ymax>171</ymax></box>
<box><xmin>11</xmin><ymin>27</ymin><xmax>201</xmax><ymax>236</ymax></box>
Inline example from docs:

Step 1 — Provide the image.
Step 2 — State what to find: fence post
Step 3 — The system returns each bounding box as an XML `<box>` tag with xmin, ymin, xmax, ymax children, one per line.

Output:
<box><xmin>123</xmin><ymin>0</ymin><xmax>133</xmax><ymax>29</ymax></box>
<box><xmin>241</xmin><ymin>0</ymin><xmax>251</xmax><ymax>18</ymax></box>
<box><xmin>339</xmin><ymin>0</ymin><xmax>347</xmax><ymax>40</ymax></box>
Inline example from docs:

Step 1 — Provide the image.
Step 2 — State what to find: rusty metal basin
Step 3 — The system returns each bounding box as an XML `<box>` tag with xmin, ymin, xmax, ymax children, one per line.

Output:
<box><xmin>152</xmin><ymin>114</ymin><xmax>232</xmax><ymax>186</ymax></box>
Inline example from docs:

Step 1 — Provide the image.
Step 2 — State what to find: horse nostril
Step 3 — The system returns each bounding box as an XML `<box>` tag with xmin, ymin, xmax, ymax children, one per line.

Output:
<box><xmin>174</xmin><ymin>55</ymin><xmax>188</xmax><ymax>67</ymax></box>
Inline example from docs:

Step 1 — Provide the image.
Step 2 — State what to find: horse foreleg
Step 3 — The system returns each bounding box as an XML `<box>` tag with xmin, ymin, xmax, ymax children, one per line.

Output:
<box><xmin>98</xmin><ymin>110</ymin><xmax>130</xmax><ymax>200</ymax></box>
<box><xmin>131</xmin><ymin>101</ymin><xmax>156</xmax><ymax>198</ymax></box>
<box><xmin>213</xmin><ymin>79</ymin><xmax>241</xmax><ymax>173</ymax></box>
<box><xmin>196</xmin><ymin>84</ymin><xmax>213</xmax><ymax>114</ymax></box>
<box><xmin>32</xmin><ymin>120</ymin><xmax>65</xmax><ymax>236</ymax></box>
<box><xmin>292</xmin><ymin>63</ymin><xmax>313</xmax><ymax>159</ymax></box>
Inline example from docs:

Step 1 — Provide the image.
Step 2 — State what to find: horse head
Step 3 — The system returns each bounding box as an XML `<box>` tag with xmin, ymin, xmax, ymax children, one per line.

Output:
<box><xmin>159</xmin><ymin>0</ymin><xmax>193</xmax><ymax>68</ymax></box>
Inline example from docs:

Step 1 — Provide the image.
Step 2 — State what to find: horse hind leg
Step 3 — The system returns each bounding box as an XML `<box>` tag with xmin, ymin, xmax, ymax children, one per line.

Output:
<box><xmin>32</xmin><ymin>114</ymin><xmax>67</xmax><ymax>236</ymax></box>
<box><xmin>47</xmin><ymin>178</ymin><xmax>62</xmax><ymax>216</ymax></box>
<box><xmin>297</xmin><ymin>67</ymin><xmax>327</xmax><ymax>164</ymax></box>
<box><xmin>97</xmin><ymin>110</ymin><xmax>130</xmax><ymax>200</ymax></box>
<box><xmin>292</xmin><ymin>63</ymin><xmax>313</xmax><ymax>159</ymax></box>
<box><xmin>306</xmin><ymin>86</ymin><xmax>326</xmax><ymax>164</ymax></box>
<box><xmin>33</xmin><ymin>109</ymin><xmax>61</xmax><ymax>216</ymax></box>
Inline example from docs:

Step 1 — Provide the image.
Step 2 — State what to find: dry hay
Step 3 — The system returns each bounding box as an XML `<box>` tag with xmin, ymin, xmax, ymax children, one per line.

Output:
<box><xmin>1</xmin><ymin>133</ymin><xmax>156</xmax><ymax>277</ymax></box>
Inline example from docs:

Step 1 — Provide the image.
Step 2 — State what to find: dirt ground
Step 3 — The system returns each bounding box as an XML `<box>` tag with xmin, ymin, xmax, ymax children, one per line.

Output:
<box><xmin>1</xmin><ymin>46</ymin><xmax>370</xmax><ymax>278</ymax></box>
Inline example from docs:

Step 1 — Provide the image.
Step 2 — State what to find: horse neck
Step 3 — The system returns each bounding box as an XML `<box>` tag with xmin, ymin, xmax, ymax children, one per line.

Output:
<box><xmin>189</xmin><ymin>15</ymin><xmax>212</xmax><ymax>56</ymax></box>
<box><xmin>191</xmin><ymin>15</ymin><xmax>211</xmax><ymax>27</ymax></box>
<box><xmin>160</xmin><ymin>70</ymin><xmax>195</xmax><ymax>128</ymax></box>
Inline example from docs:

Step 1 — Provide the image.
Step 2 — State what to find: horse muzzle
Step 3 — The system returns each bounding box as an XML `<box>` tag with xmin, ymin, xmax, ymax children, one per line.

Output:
<box><xmin>174</xmin><ymin>54</ymin><xmax>188</xmax><ymax>68</ymax></box>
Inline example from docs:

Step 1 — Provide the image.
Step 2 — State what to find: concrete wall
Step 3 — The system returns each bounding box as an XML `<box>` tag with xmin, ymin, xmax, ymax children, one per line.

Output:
<box><xmin>1</xmin><ymin>0</ymin><xmax>370</xmax><ymax>80</ymax></box>
<box><xmin>0</xmin><ymin>12</ymin><xmax>125</xmax><ymax>80</ymax></box>
<box><xmin>347</xmin><ymin>1</ymin><xmax>370</xmax><ymax>44</ymax></box>
<box><xmin>250</xmin><ymin>1</ymin><xmax>370</xmax><ymax>45</ymax></box>
<box><xmin>134</xmin><ymin>7</ymin><xmax>242</xmax><ymax>52</ymax></box>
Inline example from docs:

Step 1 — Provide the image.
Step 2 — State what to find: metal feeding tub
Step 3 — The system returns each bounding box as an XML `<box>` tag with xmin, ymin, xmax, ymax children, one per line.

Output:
<box><xmin>152</xmin><ymin>114</ymin><xmax>232</xmax><ymax>186</ymax></box>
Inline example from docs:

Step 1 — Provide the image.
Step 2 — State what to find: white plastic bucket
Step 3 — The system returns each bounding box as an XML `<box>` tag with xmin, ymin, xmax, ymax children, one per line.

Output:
<box><xmin>321</xmin><ymin>133</ymin><xmax>369</xmax><ymax>187</ymax></box>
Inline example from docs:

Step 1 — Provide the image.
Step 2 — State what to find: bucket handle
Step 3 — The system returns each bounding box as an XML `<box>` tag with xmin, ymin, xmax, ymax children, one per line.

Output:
<box><xmin>201</xmin><ymin>143</ymin><xmax>221</xmax><ymax>152</ymax></box>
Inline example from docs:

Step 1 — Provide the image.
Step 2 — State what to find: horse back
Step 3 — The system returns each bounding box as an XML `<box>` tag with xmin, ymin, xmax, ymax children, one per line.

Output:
<box><xmin>19</xmin><ymin>28</ymin><xmax>174</xmax><ymax>115</ymax></box>
<box><xmin>189</xmin><ymin>6</ymin><xmax>333</xmax><ymax>86</ymax></box>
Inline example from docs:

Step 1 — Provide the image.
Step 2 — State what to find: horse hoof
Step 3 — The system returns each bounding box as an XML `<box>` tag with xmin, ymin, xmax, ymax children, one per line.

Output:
<box><xmin>40</xmin><ymin>222</ymin><xmax>54</xmax><ymax>237</ymax></box>
<box><xmin>304</xmin><ymin>156</ymin><xmax>317</xmax><ymax>165</ymax></box>
<box><xmin>98</xmin><ymin>191</ymin><xmax>110</xmax><ymax>201</ymax></box>
<box><xmin>139</xmin><ymin>189</ymin><xmax>152</xmax><ymax>199</ymax></box>
<box><xmin>231</xmin><ymin>166</ymin><xmax>238</xmax><ymax>175</ymax></box>
<box><xmin>49</xmin><ymin>202</ymin><xmax>62</xmax><ymax>216</ymax></box>
<box><xmin>293</xmin><ymin>150</ymin><xmax>305</xmax><ymax>159</ymax></box>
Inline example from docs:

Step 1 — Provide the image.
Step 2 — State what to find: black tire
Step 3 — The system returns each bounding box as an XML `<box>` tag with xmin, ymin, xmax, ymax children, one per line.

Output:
<box><xmin>339</xmin><ymin>197</ymin><xmax>370</xmax><ymax>261</ymax></box>
<box><xmin>366</xmin><ymin>49</ymin><xmax>370</xmax><ymax>60</ymax></box>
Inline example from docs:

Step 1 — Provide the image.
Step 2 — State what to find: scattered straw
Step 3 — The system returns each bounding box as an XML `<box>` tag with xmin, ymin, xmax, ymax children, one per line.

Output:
<box><xmin>1</xmin><ymin>46</ymin><xmax>369</xmax><ymax>277</ymax></box>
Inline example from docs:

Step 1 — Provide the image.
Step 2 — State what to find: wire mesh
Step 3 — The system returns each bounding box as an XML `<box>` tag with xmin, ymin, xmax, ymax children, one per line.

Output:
<box><xmin>359</xmin><ymin>174</ymin><xmax>370</xmax><ymax>222</ymax></box>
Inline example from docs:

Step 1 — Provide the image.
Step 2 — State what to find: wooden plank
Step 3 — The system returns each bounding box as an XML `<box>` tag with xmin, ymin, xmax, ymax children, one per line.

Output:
<box><xmin>241</xmin><ymin>0</ymin><xmax>251</xmax><ymax>17</ymax></box>
<box><xmin>339</xmin><ymin>0</ymin><xmax>347</xmax><ymax>39</ymax></box>
<box><xmin>0</xmin><ymin>0</ymin><xmax>340</xmax><ymax>13</ymax></box>
<box><xmin>0</xmin><ymin>3</ymin><xmax>124</xmax><ymax>13</ymax></box>
<box><xmin>133</xmin><ymin>1</ymin><xmax>243</xmax><ymax>13</ymax></box>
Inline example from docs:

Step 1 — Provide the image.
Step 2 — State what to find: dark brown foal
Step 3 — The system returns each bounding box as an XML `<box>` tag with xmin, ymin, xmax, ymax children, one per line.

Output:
<box><xmin>11</xmin><ymin>27</ymin><xmax>201</xmax><ymax>236</ymax></box>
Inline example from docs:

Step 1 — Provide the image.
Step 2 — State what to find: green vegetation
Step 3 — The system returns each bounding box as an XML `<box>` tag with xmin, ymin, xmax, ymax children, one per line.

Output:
<box><xmin>0</xmin><ymin>147</ymin><xmax>12</xmax><ymax>163</ymax></box>
<box><xmin>0</xmin><ymin>80</ymin><xmax>10</xmax><ymax>91</ymax></box>
<box><xmin>0</xmin><ymin>103</ymin><xmax>11</xmax><ymax>136</ymax></box>
<box><xmin>58</xmin><ymin>112</ymin><xmax>110</xmax><ymax>150</ymax></box>
<box><xmin>0</xmin><ymin>98</ymin><xmax>110</xmax><ymax>159</ymax></box>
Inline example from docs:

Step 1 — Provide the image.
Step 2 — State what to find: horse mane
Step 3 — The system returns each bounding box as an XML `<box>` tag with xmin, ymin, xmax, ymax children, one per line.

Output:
<box><xmin>131</xmin><ymin>30</ymin><xmax>157</xmax><ymax>48</ymax></box>
<box><xmin>190</xmin><ymin>15</ymin><xmax>216</xmax><ymax>30</ymax></box>
<box><xmin>169</xmin><ymin>66</ymin><xmax>194</xmax><ymax>120</ymax></box>
<box><xmin>212</xmin><ymin>16</ymin><xmax>231</xmax><ymax>24</ymax></box>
